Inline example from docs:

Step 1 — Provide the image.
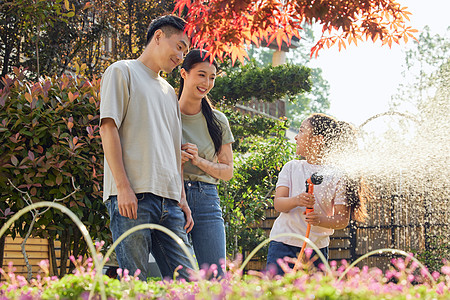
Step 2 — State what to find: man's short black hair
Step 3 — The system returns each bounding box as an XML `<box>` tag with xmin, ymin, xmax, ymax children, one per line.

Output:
<box><xmin>146</xmin><ymin>15</ymin><xmax>187</xmax><ymax>45</ymax></box>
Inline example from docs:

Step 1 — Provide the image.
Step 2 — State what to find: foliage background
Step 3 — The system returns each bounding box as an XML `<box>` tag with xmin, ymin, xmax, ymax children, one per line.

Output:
<box><xmin>0</xmin><ymin>0</ymin><xmax>322</xmax><ymax>276</ymax></box>
<box><xmin>0</xmin><ymin>66</ymin><xmax>109</xmax><ymax>277</ymax></box>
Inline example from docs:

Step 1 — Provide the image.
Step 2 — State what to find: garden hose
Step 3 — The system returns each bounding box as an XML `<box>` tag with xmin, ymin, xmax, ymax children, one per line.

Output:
<box><xmin>293</xmin><ymin>173</ymin><xmax>323</xmax><ymax>271</ymax></box>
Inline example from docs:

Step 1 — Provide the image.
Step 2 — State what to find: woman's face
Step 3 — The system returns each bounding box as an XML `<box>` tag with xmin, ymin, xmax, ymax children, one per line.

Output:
<box><xmin>181</xmin><ymin>61</ymin><xmax>217</xmax><ymax>99</ymax></box>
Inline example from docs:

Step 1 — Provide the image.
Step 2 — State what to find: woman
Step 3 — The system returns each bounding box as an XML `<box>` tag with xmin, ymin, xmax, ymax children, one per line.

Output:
<box><xmin>178</xmin><ymin>49</ymin><xmax>234</xmax><ymax>276</ymax></box>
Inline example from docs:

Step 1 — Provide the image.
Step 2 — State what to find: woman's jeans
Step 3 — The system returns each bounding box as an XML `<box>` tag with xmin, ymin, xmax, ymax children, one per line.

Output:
<box><xmin>185</xmin><ymin>181</ymin><xmax>226</xmax><ymax>276</ymax></box>
<box><xmin>266</xmin><ymin>240</ymin><xmax>329</xmax><ymax>275</ymax></box>
<box><xmin>105</xmin><ymin>193</ymin><xmax>195</xmax><ymax>281</ymax></box>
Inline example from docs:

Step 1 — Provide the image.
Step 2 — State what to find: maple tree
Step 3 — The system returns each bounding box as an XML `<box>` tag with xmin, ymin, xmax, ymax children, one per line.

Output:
<box><xmin>174</xmin><ymin>0</ymin><xmax>418</xmax><ymax>64</ymax></box>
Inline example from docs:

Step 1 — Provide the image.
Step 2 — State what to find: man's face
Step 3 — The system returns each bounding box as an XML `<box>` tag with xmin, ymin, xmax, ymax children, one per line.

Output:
<box><xmin>156</xmin><ymin>30</ymin><xmax>189</xmax><ymax>73</ymax></box>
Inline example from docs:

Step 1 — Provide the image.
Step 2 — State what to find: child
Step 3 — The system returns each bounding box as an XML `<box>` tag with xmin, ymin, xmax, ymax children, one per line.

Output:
<box><xmin>266</xmin><ymin>113</ymin><xmax>368</xmax><ymax>275</ymax></box>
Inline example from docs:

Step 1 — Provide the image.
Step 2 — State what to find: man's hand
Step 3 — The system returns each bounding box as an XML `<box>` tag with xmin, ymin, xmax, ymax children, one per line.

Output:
<box><xmin>179</xmin><ymin>196</ymin><xmax>194</xmax><ymax>233</ymax></box>
<box><xmin>117</xmin><ymin>186</ymin><xmax>138</xmax><ymax>219</ymax></box>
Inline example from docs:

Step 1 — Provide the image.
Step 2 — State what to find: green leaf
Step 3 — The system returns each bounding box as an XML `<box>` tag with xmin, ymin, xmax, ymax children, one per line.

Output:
<box><xmin>88</xmin><ymin>212</ymin><xmax>94</xmax><ymax>224</ymax></box>
<box><xmin>56</xmin><ymin>173</ymin><xmax>63</xmax><ymax>185</ymax></box>
<box><xmin>11</xmin><ymin>155</ymin><xmax>18</xmax><ymax>166</ymax></box>
<box><xmin>44</xmin><ymin>179</ymin><xmax>55</xmax><ymax>187</ymax></box>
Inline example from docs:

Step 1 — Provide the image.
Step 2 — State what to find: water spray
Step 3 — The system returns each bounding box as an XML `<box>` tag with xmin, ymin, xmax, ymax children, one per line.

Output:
<box><xmin>293</xmin><ymin>172</ymin><xmax>323</xmax><ymax>271</ymax></box>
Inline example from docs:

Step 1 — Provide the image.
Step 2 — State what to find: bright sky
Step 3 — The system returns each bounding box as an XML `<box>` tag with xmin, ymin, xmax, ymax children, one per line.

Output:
<box><xmin>308</xmin><ymin>0</ymin><xmax>450</xmax><ymax>127</ymax></box>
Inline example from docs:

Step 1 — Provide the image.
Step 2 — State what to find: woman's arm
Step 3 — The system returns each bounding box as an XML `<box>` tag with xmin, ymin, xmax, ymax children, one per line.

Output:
<box><xmin>273</xmin><ymin>186</ymin><xmax>315</xmax><ymax>213</ymax></box>
<box><xmin>305</xmin><ymin>204</ymin><xmax>350</xmax><ymax>230</ymax></box>
<box><xmin>182</xmin><ymin>142</ymin><xmax>234</xmax><ymax>181</ymax></box>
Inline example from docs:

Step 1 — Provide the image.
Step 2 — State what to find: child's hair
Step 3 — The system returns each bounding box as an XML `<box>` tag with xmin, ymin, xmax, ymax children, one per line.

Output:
<box><xmin>336</xmin><ymin>121</ymin><xmax>369</xmax><ymax>223</ymax></box>
<box><xmin>345</xmin><ymin>176</ymin><xmax>369</xmax><ymax>223</ymax></box>
<box><xmin>146</xmin><ymin>15</ymin><xmax>187</xmax><ymax>45</ymax></box>
<box><xmin>306</xmin><ymin>113</ymin><xmax>340</xmax><ymax>154</ymax></box>
<box><xmin>306</xmin><ymin>114</ymin><xmax>369</xmax><ymax>222</ymax></box>
<box><xmin>178</xmin><ymin>49</ymin><xmax>222</xmax><ymax>155</ymax></box>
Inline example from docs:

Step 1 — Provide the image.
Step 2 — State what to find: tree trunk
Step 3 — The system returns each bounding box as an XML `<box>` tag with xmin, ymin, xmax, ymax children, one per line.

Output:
<box><xmin>48</xmin><ymin>237</ymin><xmax>58</xmax><ymax>276</ymax></box>
<box><xmin>0</xmin><ymin>47</ymin><xmax>12</xmax><ymax>88</ymax></box>
<box><xmin>127</xmin><ymin>0</ymin><xmax>133</xmax><ymax>55</ymax></box>
<box><xmin>69</xmin><ymin>227</ymin><xmax>81</xmax><ymax>274</ymax></box>
<box><xmin>59</xmin><ymin>229</ymin><xmax>69</xmax><ymax>277</ymax></box>
<box><xmin>21</xmin><ymin>217</ymin><xmax>37</xmax><ymax>281</ymax></box>
<box><xmin>0</xmin><ymin>235</ymin><xmax>5</xmax><ymax>281</ymax></box>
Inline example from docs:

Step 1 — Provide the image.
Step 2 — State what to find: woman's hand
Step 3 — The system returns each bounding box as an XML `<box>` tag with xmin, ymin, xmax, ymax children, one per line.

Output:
<box><xmin>181</xmin><ymin>149</ymin><xmax>193</xmax><ymax>165</ymax></box>
<box><xmin>182</xmin><ymin>143</ymin><xmax>200</xmax><ymax>165</ymax></box>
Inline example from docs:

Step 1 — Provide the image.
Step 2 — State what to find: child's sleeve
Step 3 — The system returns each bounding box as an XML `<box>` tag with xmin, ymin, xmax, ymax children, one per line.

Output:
<box><xmin>276</xmin><ymin>161</ymin><xmax>292</xmax><ymax>189</ymax></box>
<box><xmin>99</xmin><ymin>63</ymin><xmax>130</xmax><ymax>129</ymax></box>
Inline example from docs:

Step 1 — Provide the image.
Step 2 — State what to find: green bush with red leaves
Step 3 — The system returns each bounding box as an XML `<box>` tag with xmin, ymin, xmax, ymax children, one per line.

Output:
<box><xmin>0</xmin><ymin>67</ymin><xmax>110</xmax><ymax>276</ymax></box>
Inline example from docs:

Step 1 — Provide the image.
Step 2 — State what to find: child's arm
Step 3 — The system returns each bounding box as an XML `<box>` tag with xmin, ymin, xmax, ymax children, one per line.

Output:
<box><xmin>304</xmin><ymin>205</ymin><xmax>350</xmax><ymax>229</ymax></box>
<box><xmin>274</xmin><ymin>186</ymin><xmax>315</xmax><ymax>213</ymax></box>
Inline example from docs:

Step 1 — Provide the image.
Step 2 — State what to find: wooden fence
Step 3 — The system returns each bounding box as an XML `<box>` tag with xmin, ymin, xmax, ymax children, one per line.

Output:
<box><xmin>246</xmin><ymin>182</ymin><xmax>450</xmax><ymax>271</ymax></box>
<box><xmin>2</xmin><ymin>236</ymin><xmax>65</xmax><ymax>280</ymax></box>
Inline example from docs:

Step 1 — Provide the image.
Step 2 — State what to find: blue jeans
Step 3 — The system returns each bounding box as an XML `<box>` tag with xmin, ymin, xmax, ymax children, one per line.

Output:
<box><xmin>266</xmin><ymin>240</ymin><xmax>329</xmax><ymax>275</ymax></box>
<box><xmin>185</xmin><ymin>181</ymin><xmax>226</xmax><ymax>276</ymax></box>
<box><xmin>105</xmin><ymin>193</ymin><xmax>196</xmax><ymax>281</ymax></box>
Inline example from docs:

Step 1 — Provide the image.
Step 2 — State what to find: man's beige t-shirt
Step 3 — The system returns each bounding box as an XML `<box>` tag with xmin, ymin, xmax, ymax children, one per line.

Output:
<box><xmin>182</xmin><ymin>110</ymin><xmax>234</xmax><ymax>184</ymax></box>
<box><xmin>100</xmin><ymin>60</ymin><xmax>182</xmax><ymax>202</ymax></box>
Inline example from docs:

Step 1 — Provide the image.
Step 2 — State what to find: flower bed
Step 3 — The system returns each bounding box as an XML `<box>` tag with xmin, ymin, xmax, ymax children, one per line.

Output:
<box><xmin>0</xmin><ymin>253</ymin><xmax>449</xmax><ymax>300</ymax></box>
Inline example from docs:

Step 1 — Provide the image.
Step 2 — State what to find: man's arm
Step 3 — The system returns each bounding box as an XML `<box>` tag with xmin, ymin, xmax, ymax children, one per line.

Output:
<box><xmin>100</xmin><ymin>118</ymin><xmax>137</xmax><ymax>219</ymax></box>
<box><xmin>179</xmin><ymin>168</ymin><xmax>194</xmax><ymax>233</ymax></box>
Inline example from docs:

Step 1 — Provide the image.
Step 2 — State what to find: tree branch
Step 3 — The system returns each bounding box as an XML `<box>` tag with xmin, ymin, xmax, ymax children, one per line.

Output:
<box><xmin>7</xmin><ymin>177</ymin><xmax>80</xmax><ymax>281</ymax></box>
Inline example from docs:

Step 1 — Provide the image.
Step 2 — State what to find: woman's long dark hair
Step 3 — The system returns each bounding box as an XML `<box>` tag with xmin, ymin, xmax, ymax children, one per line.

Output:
<box><xmin>178</xmin><ymin>49</ymin><xmax>222</xmax><ymax>155</ymax></box>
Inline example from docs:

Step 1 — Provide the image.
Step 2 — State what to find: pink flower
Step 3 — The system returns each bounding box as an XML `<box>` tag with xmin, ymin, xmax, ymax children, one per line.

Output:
<box><xmin>432</xmin><ymin>271</ymin><xmax>440</xmax><ymax>281</ymax></box>
<box><xmin>436</xmin><ymin>282</ymin><xmax>445</xmax><ymax>295</ymax></box>
<box><xmin>133</xmin><ymin>269</ymin><xmax>141</xmax><ymax>278</ymax></box>
<box><xmin>441</xmin><ymin>265</ymin><xmax>450</xmax><ymax>275</ymax></box>
<box><xmin>116</xmin><ymin>268</ymin><xmax>123</xmax><ymax>277</ymax></box>
<box><xmin>420</xmin><ymin>267</ymin><xmax>429</xmax><ymax>277</ymax></box>
<box><xmin>385</xmin><ymin>270</ymin><xmax>395</xmax><ymax>280</ymax></box>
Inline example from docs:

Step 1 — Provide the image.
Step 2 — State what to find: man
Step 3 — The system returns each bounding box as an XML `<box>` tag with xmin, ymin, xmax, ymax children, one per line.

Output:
<box><xmin>99</xmin><ymin>15</ymin><xmax>195</xmax><ymax>281</ymax></box>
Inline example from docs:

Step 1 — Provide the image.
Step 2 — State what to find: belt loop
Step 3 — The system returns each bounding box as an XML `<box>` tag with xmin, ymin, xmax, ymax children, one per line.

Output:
<box><xmin>198</xmin><ymin>181</ymin><xmax>203</xmax><ymax>192</ymax></box>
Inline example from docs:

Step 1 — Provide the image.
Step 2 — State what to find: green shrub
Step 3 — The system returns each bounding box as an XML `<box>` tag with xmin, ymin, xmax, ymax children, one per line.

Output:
<box><xmin>0</xmin><ymin>67</ymin><xmax>110</xmax><ymax>275</ymax></box>
<box><xmin>414</xmin><ymin>235</ymin><xmax>450</xmax><ymax>273</ymax></box>
<box><xmin>219</xmin><ymin>118</ymin><xmax>295</xmax><ymax>258</ymax></box>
